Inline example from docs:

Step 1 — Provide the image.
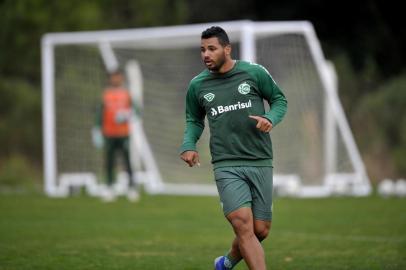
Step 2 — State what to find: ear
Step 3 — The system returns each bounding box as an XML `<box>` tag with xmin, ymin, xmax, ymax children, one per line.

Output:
<box><xmin>224</xmin><ymin>44</ymin><xmax>232</xmax><ymax>56</ymax></box>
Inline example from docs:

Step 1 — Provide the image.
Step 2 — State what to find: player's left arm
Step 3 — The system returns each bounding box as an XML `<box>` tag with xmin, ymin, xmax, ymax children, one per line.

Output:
<box><xmin>256</xmin><ymin>65</ymin><xmax>288</xmax><ymax>128</ymax></box>
<box><xmin>125</xmin><ymin>90</ymin><xmax>142</xmax><ymax>118</ymax></box>
<box><xmin>249</xmin><ymin>115</ymin><xmax>273</xmax><ymax>132</ymax></box>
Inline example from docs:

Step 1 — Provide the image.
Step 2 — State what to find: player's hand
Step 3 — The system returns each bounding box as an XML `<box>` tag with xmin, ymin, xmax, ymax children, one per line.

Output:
<box><xmin>249</xmin><ymin>115</ymin><xmax>273</xmax><ymax>133</ymax></box>
<box><xmin>180</xmin><ymin>151</ymin><xmax>201</xmax><ymax>167</ymax></box>
<box><xmin>91</xmin><ymin>127</ymin><xmax>104</xmax><ymax>148</ymax></box>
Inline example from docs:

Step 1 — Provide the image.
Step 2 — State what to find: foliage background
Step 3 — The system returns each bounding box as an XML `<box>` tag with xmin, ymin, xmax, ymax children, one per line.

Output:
<box><xmin>0</xmin><ymin>0</ymin><xmax>404</xmax><ymax>190</ymax></box>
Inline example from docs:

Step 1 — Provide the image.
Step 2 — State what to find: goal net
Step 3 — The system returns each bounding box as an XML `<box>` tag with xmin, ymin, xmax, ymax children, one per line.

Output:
<box><xmin>42</xmin><ymin>20</ymin><xmax>371</xmax><ymax>197</ymax></box>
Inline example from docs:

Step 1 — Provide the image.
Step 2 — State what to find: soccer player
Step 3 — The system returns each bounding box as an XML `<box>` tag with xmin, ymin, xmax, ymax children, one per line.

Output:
<box><xmin>94</xmin><ymin>70</ymin><xmax>139</xmax><ymax>202</ymax></box>
<box><xmin>179</xmin><ymin>26</ymin><xmax>287</xmax><ymax>270</ymax></box>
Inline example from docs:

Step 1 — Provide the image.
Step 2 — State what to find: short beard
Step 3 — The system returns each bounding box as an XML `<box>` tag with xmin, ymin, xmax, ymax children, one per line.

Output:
<box><xmin>207</xmin><ymin>54</ymin><xmax>226</xmax><ymax>72</ymax></box>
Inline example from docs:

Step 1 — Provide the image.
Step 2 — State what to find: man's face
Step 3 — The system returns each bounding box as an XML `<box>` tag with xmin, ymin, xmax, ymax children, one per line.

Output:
<box><xmin>110</xmin><ymin>73</ymin><xmax>124</xmax><ymax>87</ymax></box>
<box><xmin>201</xmin><ymin>37</ymin><xmax>230</xmax><ymax>72</ymax></box>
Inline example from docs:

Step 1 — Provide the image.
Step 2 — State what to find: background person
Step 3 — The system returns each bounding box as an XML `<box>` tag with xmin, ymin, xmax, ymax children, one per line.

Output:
<box><xmin>93</xmin><ymin>70</ymin><xmax>139</xmax><ymax>202</ymax></box>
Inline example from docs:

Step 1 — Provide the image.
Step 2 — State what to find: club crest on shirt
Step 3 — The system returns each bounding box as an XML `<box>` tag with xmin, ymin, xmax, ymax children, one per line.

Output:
<box><xmin>203</xmin><ymin>92</ymin><xmax>215</xmax><ymax>102</ymax></box>
<box><xmin>238</xmin><ymin>82</ymin><xmax>250</xmax><ymax>95</ymax></box>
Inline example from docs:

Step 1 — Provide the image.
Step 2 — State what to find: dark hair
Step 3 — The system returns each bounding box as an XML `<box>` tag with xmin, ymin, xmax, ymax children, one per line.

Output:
<box><xmin>201</xmin><ymin>26</ymin><xmax>230</xmax><ymax>46</ymax></box>
<box><xmin>109</xmin><ymin>68</ymin><xmax>123</xmax><ymax>76</ymax></box>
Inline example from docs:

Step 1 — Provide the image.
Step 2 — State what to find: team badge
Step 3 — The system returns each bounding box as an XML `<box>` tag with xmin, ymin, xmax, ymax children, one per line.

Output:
<box><xmin>203</xmin><ymin>92</ymin><xmax>215</xmax><ymax>102</ymax></box>
<box><xmin>238</xmin><ymin>82</ymin><xmax>250</xmax><ymax>95</ymax></box>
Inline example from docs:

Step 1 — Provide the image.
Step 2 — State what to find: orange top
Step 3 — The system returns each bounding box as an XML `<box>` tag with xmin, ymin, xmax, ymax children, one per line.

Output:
<box><xmin>102</xmin><ymin>88</ymin><xmax>132</xmax><ymax>137</ymax></box>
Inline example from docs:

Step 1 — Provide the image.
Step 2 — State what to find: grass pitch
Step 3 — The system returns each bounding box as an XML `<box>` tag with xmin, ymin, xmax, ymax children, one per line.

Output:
<box><xmin>0</xmin><ymin>193</ymin><xmax>405</xmax><ymax>269</ymax></box>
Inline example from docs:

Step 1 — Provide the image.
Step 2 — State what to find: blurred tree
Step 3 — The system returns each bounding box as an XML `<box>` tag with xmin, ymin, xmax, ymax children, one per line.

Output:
<box><xmin>0</xmin><ymin>77</ymin><xmax>41</xmax><ymax>159</ymax></box>
<box><xmin>187</xmin><ymin>0</ymin><xmax>405</xmax><ymax>78</ymax></box>
<box><xmin>0</xmin><ymin>0</ymin><xmax>188</xmax><ymax>180</ymax></box>
<box><xmin>0</xmin><ymin>0</ymin><xmax>106</xmax><ymax>79</ymax></box>
<box><xmin>0</xmin><ymin>0</ymin><xmax>187</xmax><ymax>78</ymax></box>
<box><xmin>354</xmin><ymin>74</ymin><xmax>406</xmax><ymax>180</ymax></box>
<box><xmin>106</xmin><ymin>0</ymin><xmax>187</xmax><ymax>27</ymax></box>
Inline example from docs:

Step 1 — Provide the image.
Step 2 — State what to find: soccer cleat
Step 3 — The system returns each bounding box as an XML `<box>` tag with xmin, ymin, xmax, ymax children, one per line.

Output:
<box><xmin>127</xmin><ymin>189</ymin><xmax>140</xmax><ymax>202</ymax></box>
<box><xmin>101</xmin><ymin>188</ymin><xmax>116</xmax><ymax>202</ymax></box>
<box><xmin>214</xmin><ymin>256</ymin><xmax>226</xmax><ymax>270</ymax></box>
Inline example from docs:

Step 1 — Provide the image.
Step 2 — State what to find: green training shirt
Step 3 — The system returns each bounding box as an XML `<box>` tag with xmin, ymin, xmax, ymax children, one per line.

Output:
<box><xmin>180</xmin><ymin>60</ymin><xmax>287</xmax><ymax>169</ymax></box>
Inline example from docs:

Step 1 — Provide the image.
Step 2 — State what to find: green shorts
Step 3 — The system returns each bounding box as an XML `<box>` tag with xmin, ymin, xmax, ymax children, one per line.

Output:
<box><xmin>214</xmin><ymin>166</ymin><xmax>273</xmax><ymax>221</ymax></box>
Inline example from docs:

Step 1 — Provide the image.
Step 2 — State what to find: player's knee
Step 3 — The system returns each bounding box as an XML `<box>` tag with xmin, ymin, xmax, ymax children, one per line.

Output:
<box><xmin>254</xmin><ymin>222</ymin><xmax>271</xmax><ymax>241</ymax></box>
<box><xmin>231</xmin><ymin>218</ymin><xmax>251</xmax><ymax>234</ymax></box>
<box><xmin>255</xmin><ymin>227</ymin><xmax>269</xmax><ymax>241</ymax></box>
<box><xmin>229</xmin><ymin>216</ymin><xmax>253</xmax><ymax>237</ymax></box>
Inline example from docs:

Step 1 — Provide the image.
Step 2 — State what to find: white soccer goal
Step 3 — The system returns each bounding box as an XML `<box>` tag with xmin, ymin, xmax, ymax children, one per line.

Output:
<box><xmin>42</xmin><ymin>20</ymin><xmax>371</xmax><ymax>198</ymax></box>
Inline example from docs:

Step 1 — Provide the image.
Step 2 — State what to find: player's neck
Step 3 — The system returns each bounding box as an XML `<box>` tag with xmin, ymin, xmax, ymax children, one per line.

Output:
<box><xmin>217</xmin><ymin>58</ymin><xmax>235</xmax><ymax>74</ymax></box>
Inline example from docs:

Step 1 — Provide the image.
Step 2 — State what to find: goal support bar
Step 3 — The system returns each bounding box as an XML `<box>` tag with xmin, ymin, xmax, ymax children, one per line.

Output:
<box><xmin>42</xmin><ymin>20</ymin><xmax>371</xmax><ymax>197</ymax></box>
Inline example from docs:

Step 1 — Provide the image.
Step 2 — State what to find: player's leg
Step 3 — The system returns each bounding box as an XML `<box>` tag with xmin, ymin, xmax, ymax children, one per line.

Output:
<box><xmin>216</xmin><ymin>166</ymin><xmax>273</xmax><ymax>269</ymax></box>
<box><xmin>120</xmin><ymin>136</ymin><xmax>139</xmax><ymax>201</ymax></box>
<box><xmin>254</xmin><ymin>219</ymin><xmax>271</xmax><ymax>241</ymax></box>
<box><xmin>245</xmin><ymin>166</ymin><xmax>273</xmax><ymax>225</ymax></box>
<box><xmin>105</xmin><ymin>137</ymin><xmax>116</xmax><ymax>186</ymax></box>
<box><xmin>226</xmin><ymin>219</ymin><xmax>271</xmax><ymax>265</ymax></box>
<box><xmin>246</xmin><ymin>166</ymin><xmax>274</xmax><ymax>266</ymax></box>
<box><xmin>101</xmin><ymin>137</ymin><xmax>117</xmax><ymax>201</ymax></box>
<box><xmin>226</xmin><ymin>207</ymin><xmax>266</xmax><ymax>270</ymax></box>
<box><xmin>121</xmin><ymin>137</ymin><xmax>134</xmax><ymax>187</ymax></box>
<box><xmin>214</xmin><ymin>167</ymin><xmax>265</xmax><ymax>270</ymax></box>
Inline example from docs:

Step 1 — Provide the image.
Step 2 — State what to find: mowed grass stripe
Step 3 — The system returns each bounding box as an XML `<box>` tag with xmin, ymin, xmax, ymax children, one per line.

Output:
<box><xmin>0</xmin><ymin>194</ymin><xmax>404</xmax><ymax>269</ymax></box>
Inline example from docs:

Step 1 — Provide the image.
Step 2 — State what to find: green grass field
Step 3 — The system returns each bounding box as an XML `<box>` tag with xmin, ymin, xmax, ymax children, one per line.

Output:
<box><xmin>0</xmin><ymin>193</ymin><xmax>405</xmax><ymax>269</ymax></box>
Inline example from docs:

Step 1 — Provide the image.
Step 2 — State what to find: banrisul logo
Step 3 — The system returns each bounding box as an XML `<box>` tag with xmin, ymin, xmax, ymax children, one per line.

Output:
<box><xmin>203</xmin><ymin>93</ymin><xmax>215</xmax><ymax>102</ymax></box>
<box><xmin>238</xmin><ymin>82</ymin><xmax>250</xmax><ymax>95</ymax></box>
<box><xmin>210</xmin><ymin>100</ymin><xmax>252</xmax><ymax>116</ymax></box>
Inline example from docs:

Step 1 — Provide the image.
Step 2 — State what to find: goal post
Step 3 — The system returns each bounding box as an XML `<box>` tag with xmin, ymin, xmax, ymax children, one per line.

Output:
<box><xmin>41</xmin><ymin>20</ymin><xmax>371</xmax><ymax>197</ymax></box>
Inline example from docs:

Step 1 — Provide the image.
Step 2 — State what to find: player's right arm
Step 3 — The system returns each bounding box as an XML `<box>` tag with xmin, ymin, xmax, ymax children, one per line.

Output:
<box><xmin>180</xmin><ymin>150</ymin><xmax>200</xmax><ymax>167</ymax></box>
<box><xmin>92</xmin><ymin>102</ymin><xmax>104</xmax><ymax>148</ymax></box>
<box><xmin>95</xmin><ymin>103</ymin><xmax>103</xmax><ymax>128</ymax></box>
<box><xmin>179</xmin><ymin>82</ymin><xmax>205</xmax><ymax>166</ymax></box>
